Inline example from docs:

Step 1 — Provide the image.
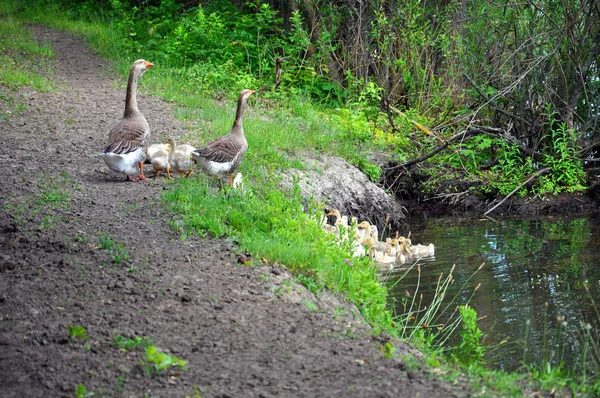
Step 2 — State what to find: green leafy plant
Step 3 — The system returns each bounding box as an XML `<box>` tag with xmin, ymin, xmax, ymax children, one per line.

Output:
<box><xmin>142</xmin><ymin>345</ymin><xmax>188</xmax><ymax>377</ymax></box>
<box><xmin>534</xmin><ymin>107</ymin><xmax>585</xmax><ymax>195</ymax></box>
<box><xmin>97</xmin><ymin>233</ymin><xmax>131</xmax><ymax>264</ymax></box>
<box><xmin>75</xmin><ymin>384</ymin><xmax>94</xmax><ymax>398</ymax></box>
<box><xmin>490</xmin><ymin>140</ymin><xmax>533</xmax><ymax>196</ymax></box>
<box><xmin>452</xmin><ymin>305</ymin><xmax>484</xmax><ymax>366</ymax></box>
<box><xmin>380</xmin><ymin>341</ymin><xmax>396</xmax><ymax>359</ymax></box>
<box><xmin>302</xmin><ymin>299</ymin><xmax>318</xmax><ymax>312</ymax></box>
<box><xmin>113</xmin><ymin>335</ymin><xmax>153</xmax><ymax>351</ymax></box>
<box><xmin>67</xmin><ymin>324</ymin><xmax>88</xmax><ymax>341</ymax></box>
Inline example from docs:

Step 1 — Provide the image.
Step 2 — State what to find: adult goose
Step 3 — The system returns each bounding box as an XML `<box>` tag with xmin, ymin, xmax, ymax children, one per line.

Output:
<box><xmin>100</xmin><ymin>59</ymin><xmax>154</xmax><ymax>182</ymax></box>
<box><xmin>192</xmin><ymin>89</ymin><xmax>255</xmax><ymax>186</ymax></box>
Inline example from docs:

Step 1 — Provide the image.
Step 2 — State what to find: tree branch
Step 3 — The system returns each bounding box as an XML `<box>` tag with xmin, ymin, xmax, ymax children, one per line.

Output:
<box><xmin>483</xmin><ymin>167</ymin><xmax>551</xmax><ymax>216</ymax></box>
<box><xmin>463</xmin><ymin>73</ymin><xmax>532</xmax><ymax>129</ymax></box>
<box><xmin>385</xmin><ymin>127</ymin><xmax>501</xmax><ymax>171</ymax></box>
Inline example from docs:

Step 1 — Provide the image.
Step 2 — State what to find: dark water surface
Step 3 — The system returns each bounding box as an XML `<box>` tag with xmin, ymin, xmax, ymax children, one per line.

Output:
<box><xmin>383</xmin><ymin>212</ymin><xmax>600</xmax><ymax>372</ymax></box>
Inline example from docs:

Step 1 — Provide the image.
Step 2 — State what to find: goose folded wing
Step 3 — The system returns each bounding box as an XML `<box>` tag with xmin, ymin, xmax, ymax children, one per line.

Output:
<box><xmin>104</xmin><ymin>122</ymin><xmax>149</xmax><ymax>154</ymax></box>
<box><xmin>193</xmin><ymin>138</ymin><xmax>246</xmax><ymax>163</ymax></box>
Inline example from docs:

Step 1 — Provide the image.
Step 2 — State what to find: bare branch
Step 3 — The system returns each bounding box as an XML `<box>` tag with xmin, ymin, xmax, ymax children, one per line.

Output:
<box><xmin>483</xmin><ymin>167</ymin><xmax>551</xmax><ymax>216</ymax></box>
<box><xmin>385</xmin><ymin>127</ymin><xmax>502</xmax><ymax>171</ymax></box>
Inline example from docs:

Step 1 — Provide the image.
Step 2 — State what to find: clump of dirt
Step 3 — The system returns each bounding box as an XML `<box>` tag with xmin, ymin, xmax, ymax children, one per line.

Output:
<box><xmin>0</xmin><ymin>25</ymin><xmax>472</xmax><ymax>397</ymax></box>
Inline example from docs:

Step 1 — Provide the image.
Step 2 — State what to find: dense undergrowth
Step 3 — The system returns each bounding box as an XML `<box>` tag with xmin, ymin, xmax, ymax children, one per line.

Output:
<box><xmin>1</xmin><ymin>0</ymin><xmax>598</xmax><ymax>395</ymax></box>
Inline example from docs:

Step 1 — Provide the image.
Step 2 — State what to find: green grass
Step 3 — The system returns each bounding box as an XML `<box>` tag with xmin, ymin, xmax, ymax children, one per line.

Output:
<box><xmin>3</xmin><ymin>172</ymin><xmax>74</xmax><ymax>230</ymax></box>
<box><xmin>0</xmin><ymin>7</ymin><xmax>55</xmax><ymax>93</ymax></box>
<box><xmin>97</xmin><ymin>233</ymin><xmax>131</xmax><ymax>265</ymax></box>
<box><xmin>75</xmin><ymin>384</ymin><xmax>94</xmax><ymax>398</ymax></box>
<box><xmin>163</xmin><ymin>176</ymin><xmax>395</xmax><ymax>332</ymax></box>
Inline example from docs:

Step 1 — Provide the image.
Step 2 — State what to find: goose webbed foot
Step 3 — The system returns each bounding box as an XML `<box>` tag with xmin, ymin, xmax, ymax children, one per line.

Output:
<box><xmin>137</xmin><ymin>161</ymin><xmax>148</xmax><ymax>181</ymax></box>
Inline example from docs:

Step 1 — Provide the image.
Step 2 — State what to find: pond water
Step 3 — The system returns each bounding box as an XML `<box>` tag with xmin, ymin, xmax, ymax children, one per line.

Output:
<box><xmin>382</xmin><ymin>212</ymin><xmax>600</xmax><ymax>373</ymax></box>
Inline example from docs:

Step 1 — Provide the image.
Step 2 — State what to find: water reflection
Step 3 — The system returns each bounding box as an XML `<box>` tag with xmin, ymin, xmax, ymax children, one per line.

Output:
<box><xmin>383</xmin><ymin>212</ymin><xmax>600</xmax><ymax>372</ymax></box>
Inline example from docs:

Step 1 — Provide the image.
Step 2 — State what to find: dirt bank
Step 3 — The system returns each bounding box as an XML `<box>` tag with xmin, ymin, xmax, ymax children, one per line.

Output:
<box><xmin>383</xmin><ymin>163</ymin><xmax>599</xmax><ymax>218</ymax></box>
<box><xmin>0</xmin><ymin>25</ymin><xmax>473</xmax><ymax>397</ymax></box>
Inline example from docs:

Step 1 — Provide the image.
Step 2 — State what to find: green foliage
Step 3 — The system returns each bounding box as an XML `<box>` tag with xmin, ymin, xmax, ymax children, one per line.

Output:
<box><xmin>535</xmin><ymin>107</ymin><xmax>586</xmax><ymax>195</ymax></box>
<box><xmin>452</xmin><ymin>305</ymin><xmax>484</xmax><ymax>366</ymax></box>
<box><xmin>430</xmin><ymin>108</ymin><xmax>586</xmax><ymax>197</ymax></box>
<box><xmin>97</xmin><ymin>233</ymin><xmax>131</xmax><ymax>265</ymax></box>
<box><xmin>67</xmin><ymin>324</ymin><xmax>88</xmax><ymax>341</ymax></box>
<box><xmin>491</xmin><ymin>139</ymin><xmax>533</xmax><ymax>196</ymax></box>
<box><xmin>352</xmin><ymin>157</ymin><xmax>382</xmax><ymax>182</ymax></box>
<box><xmin>113</xmin><ymin>335</ymin><xmax>153</xmax><ymax>351</ymax></box>
<box><xmin>142</xmin><ymin>345</ymin><xmax>188</xmax><ymax>377</ymax></box>
<box><xmin>447</xmin><ymin>135</ymin><xmax>496</xmax><ymax>174</ymax></box>
<box><xmin>332</xmin><ymin>108</ymin><xmax>373</xmax><ymax>143</ymax></box>
<box><xmin>295</xmin><ymin>273</ymin><xmax>322</xmax><ymax>295</ymax></box>
<box><xmin>379</xmin><ymin>341</ymin><xmax>396</xmax><ymax>359</ymax></box>
<box><xmin>75</xmin><ymin>384</ymin><xmax>94</xmax><ymax>398</ymax></box>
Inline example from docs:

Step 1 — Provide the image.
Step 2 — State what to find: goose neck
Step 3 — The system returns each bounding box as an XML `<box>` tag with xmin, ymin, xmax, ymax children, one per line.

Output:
<box><xmin>233</xmin><ymin>96</ymin><xmax>247</xmax><ymax>128</ymax></box>
<box><xmin>124</xmin><ymin>68</ymin><xmax>140</xmax><ymax>117</ymax></box>
<box><xmin>167</xmin><ymin>139</ymin><xmax>176</xmax><ymax>156</ymax></box>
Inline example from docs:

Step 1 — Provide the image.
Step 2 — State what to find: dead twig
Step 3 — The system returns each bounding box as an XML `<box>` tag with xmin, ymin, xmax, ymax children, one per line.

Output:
<box><xmin>387</xmin><ymin>103</ymin><xmax>444</xmax><ymax>143</ymax></box>
<box><xmin>463</xmin><ymin>73</ymin><xmax>532</xmax><ymax>129</ymax></box>
<box><xmin>483</xmin><ymin>167</ymin><xmax>551</xmax><ymax>216</ymax></box>
<box><xmin>425</xmin><ymin>191</ymin><xmax>470</xmax><ymax>206</ymax></box>
<box><xmin>386</xmin><ymin>127</ymin><xmax>501</xmax><ymax>171</ymax></box>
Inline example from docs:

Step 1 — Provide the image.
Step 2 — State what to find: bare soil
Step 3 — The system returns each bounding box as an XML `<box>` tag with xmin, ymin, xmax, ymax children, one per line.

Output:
<box><xmin>0</xmin><ymin>26</ymin><xmax>473</xmax><ymax>397</ymax></box>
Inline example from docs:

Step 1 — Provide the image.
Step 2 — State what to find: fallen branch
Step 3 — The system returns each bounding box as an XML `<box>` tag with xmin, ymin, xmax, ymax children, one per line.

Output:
<box><xmin>387</xmin><ymin>103</ymin><xmax>444</xmax><ymax>142</ymax></box>
<box><xmin>426</xmin><ymin>190</ymin><xmax>470</xmax><ymax>206</ymax></box>
<box><xmin>483</xmin><ymin>167</ymin><xmax>551</xmax><ymax>216</ymax></box>
<box><xmin>577</xmin><ymin>139</ymin><xmax>600</xmax><ymax>157</ymax></box>
<box><xmin>386</xmin><ymin>127</ymin><xmax>500</xmax><ymax>171</ymax></box>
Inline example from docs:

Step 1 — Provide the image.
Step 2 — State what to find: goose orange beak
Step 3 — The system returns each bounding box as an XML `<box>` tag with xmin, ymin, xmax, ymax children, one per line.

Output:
<box><xmin>145</xmin><ymin>61</ymin><xmax>154</xmax><ymax>69</ymax></box>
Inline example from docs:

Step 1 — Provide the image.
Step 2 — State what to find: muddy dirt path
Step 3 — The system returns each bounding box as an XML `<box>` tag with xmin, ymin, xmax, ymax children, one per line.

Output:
<box><xmin>0</xmin><ymin>26</ymin><xmax>470</xmax><ymax>397</ymax></box>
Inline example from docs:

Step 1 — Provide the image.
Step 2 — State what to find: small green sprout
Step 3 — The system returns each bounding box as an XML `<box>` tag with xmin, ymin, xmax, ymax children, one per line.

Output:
<box><xmin>142</xmin><ymin>345</ymin><xmax>188</xmax><ymax>376</ymax></box>
<box><xmin>67</xmin><ymin>324</ymin><xmax>88</xmax><ymax>340</ymax></box>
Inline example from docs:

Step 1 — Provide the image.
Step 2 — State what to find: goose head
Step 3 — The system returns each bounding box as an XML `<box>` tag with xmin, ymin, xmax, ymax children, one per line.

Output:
<box><xmin>132</xmin><ymin>59</ymin><xmax>154</xmax><ymax>77</ymax></box>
